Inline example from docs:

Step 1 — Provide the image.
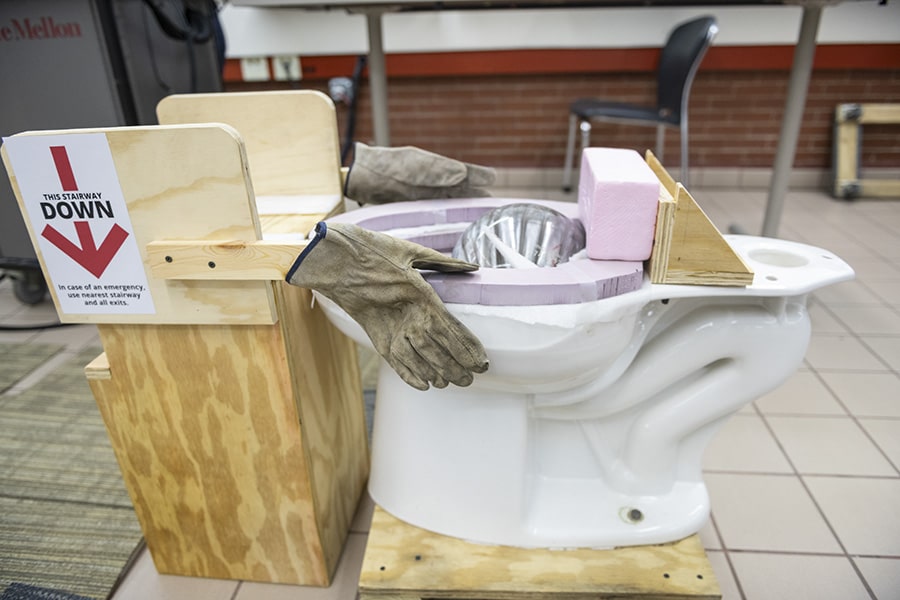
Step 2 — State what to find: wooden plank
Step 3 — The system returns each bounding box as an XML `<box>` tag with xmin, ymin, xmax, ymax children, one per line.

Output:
<box><xmin>359</xmin><ymin>507</ymin><xmax>721</xmax><ymax>600</ymax></box>
<box><xmin>644</xmin><ymin>151</ymin><xmax>753</xmax><ymax>287</ymax></box>
<box><xmin>147</xmin><ymin>240</ymin><xmax>306</xmax><ymax>280</ymax></box>
<box><xmin>89</xmin><ymin>311</ymin><xmax>367</xmax><ymax>585</ymax></box>
<box><xmin>89</xmin><ymin>322</ymin><xmax>328</xmax><ymax>584</ymax></box>
<box><xmin>855</xmin><ymin>103</ymin><xmax>900</xmax><ymax>124</ymax></box>
<box><xmin>663</xmin><ymin>184</ymin><xmax>754</xmax><ymax>286</ymax></box>
<box><xmin>648</xmin><ymin>185</ymin><xmax>676</xmax><ymax>285</ymax></box>
<box><xmin>2</xmin><ymin>125</ymin><xmax>278</xmax><ymax>325</ymax></box>
<box><xmin>157</xmin><ymin>90</ymin><xmax>344</xmax><ymax>199</ymax></box>
<box><xmin>646</xmin><ymin>149</ymin><xmax>678</xmax><ymax>198</ymax></box>
<box><xmin>833</xmin><ymin>116</ymin><xmax>860</xmax><ymax>198</ymax></box>
<box><xmin>83</xmin><ymin>352</ymin><xmax>110</xmax><ymax>381</ymax></box>
<box><xmin>276</xmin><ymin>281</ymin><xmax>370</xmax><ymax>578</ymax></box>
<box><xmin>860</xmin><ymin>179</ymin><xmax>900</xmax><ymax>198</ymax></box>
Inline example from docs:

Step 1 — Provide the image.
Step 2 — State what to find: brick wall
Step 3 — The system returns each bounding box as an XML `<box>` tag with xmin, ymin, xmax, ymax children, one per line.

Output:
<box><xmin>225</xmin><ymin>49</ymin><xmax>900</xmax><ymax>170</ymax></box>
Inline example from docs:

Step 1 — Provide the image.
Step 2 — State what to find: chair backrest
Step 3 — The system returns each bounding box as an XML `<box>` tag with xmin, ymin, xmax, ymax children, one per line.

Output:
<box><xmin>656</xmin><ymin>16</ymin><xmax>718</xmax><ymax>124</ymax></box>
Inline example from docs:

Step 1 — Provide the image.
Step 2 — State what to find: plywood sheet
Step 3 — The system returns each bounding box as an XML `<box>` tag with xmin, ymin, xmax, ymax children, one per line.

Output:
<box><xmin>157</xmin><ymin>90</ymin><xmax>344</xmax><ymax>199</ymax></box>
<box><xmin>359</xmin><ymin>507</ymin><xmax>721</xmax><ymax>599</ymax></box>
<box><xmin>2</xmin><ymin>125</ymin><xmax>277</xmax><ymax>325</ymax></box>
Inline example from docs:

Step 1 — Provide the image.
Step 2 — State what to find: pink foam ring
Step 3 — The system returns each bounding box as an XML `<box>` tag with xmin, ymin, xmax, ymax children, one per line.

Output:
<box><xmin>425</xmin><ymin>259</ymin><xmax>643</xmax><ymax>306</ymax></box>
<box><xmin>577</xmin><ymin>148</ymin><xmax>662</xmax><ymax>261</ymax></box>
<box><xmin>326</xmin><ymin>197</ymin><xmax>645</xmax><ymax>306</ymax></box>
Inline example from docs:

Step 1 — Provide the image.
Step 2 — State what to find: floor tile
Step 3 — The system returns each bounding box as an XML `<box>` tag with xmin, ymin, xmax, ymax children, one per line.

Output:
<box><xmin>766</xmin><ymin>416</ymin><xmax>896</xmax><ymax>476</ymax></box>
<box><xmin>828</xmin><ymin>305</ymin><xmax>900</xmax><ymax>336</ymax></box>
<box><xmin>698</xmin><ymin>517</ymin><xmax>721</xmax><ymax>550</ymax></box>
<box><xmin>233</xmin><ymin>533</ymin><xmax>367</xmax><ymax>600</ymax></box>
<box><xmin>706</xmin><ymin>473</ymin><xmax>840</xmax><ymax>553</ymax></box>
<box><xmin>842</xmin><ymin>258</ymin><xmax>900</xmax><ymax>280</ymax></box>
<box><xmin>804</xmin><ymin>476</ymin><xmax>900</xmax><ymax>556</ymax></box>
<box><xmin>865</xmin><ymin>279</ymin><xmax>900</xmax><ymax>305</ymax></box>
<box><xmin>804</xmin><ymin>334</ymin><xmax>886</xmax><ymax>371</ymax></box>
<box><xmin>858</xmin><ymin>419</ymin><xmax>900</xmax><ymax>471</ymax></box>
<box><xmin>110</xmin><ymin>548</ymin><xmax>239</xmax><ymax>600</ymax></box>
<box><xmin>703</xmin><ymin>415</ymin><xmax>792</xmax><ymax>473</ymax></box>
<box><xmin>808</xmin><ymin>303</ymin><xmax>850</xmax><ymax>334</ymax></box>
<box><xmin>705</xmin><ymin>551</ymin><xmax>741</xmax><ymax>600</ymax></box>
<box><xmin>756</xmin><ymin>371</ymin><xmax>846</xmax><ymax>416</ymax></box>
<box><xmin>812</xmin><ymin>279</ymin><xmax>886</xmax><ymax>305</ymax></box>
<box><xmin>820</xmin><ymin>372</ymin><xmax>900</xmax><ymax>417</ymax></box>
<box><xmin>729</xmin><ymin>553</ymin><xmax>871</xmax><ymax>600</ymax></box>
<box><xmin>27</xmin><ymin>323</ymin><xmax>101</xmax><ymax>350</ymax></box>
<box><xmin>861</xmin><ymin>336</ymin><xmax>900</xmax><ymax>371</ymax></box>
<box><xmin>854</xmin><ymin>557</ymin><xmax>900</xmax><ymax>600</ymax></box>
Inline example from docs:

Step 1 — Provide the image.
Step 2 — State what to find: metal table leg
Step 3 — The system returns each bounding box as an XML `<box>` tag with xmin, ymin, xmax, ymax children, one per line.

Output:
<box><xmin>760</xmin><ymin>2</ymin><xmax>826</xmax><ymax>238</ymax></box>
<box><xmin>357</xmin><ymin>7</ymin><xmax>392</xmax><ymax>146</ymax></box>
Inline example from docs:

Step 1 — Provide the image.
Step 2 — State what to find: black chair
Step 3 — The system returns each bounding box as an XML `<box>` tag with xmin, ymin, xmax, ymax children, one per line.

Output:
<box><xmin>561</xmin><ymin>16</ymin><xmax>718</xmax><ymax>191</ymax></box>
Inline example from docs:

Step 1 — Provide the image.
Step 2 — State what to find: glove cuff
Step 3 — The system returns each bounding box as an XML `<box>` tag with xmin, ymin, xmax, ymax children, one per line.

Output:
<box><xmin>286</xmin><ymin>221</ymin><xmax>328</xmax><ymax>283</ymax></box>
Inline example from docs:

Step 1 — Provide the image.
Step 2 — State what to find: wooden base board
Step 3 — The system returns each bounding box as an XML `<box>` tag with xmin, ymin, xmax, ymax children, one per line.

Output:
<box><xmin>358</xmin><ymin>507</ymin><xmax>721</xmax><ymax>600</ymax></box>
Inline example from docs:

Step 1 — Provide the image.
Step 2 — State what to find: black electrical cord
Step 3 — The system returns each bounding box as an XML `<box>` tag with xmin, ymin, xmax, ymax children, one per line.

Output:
<box><xmin>341</xmin><ymin>55</ymin><xmax>368</xmax><ymax>164</ymax></box>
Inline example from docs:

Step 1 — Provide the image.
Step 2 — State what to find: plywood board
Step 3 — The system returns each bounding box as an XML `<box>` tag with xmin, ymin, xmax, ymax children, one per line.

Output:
<box><xmin>359</xmin><ymin>507</ymin><xmax>721</xmax><ymax>600</ymax></box>
<box><xmin>157</xmin><ymin>90</ymin><xmax>344</xmax><ymax>199</ymax></box>
<box><xmin>645</xmin><ymin>151</ymin><xmax>753</xmax><ymax>287</ymax></box>
<box><xmin>2</xmin><ymin>125</ymin><xmax>277</xmax><ymax>325</ymax></box>
<box><xmin>89</xmin><ymin>302</ymin><xmax>367</xmax><ymax>585</ymax></box>
<box><xmin>90</xmin><ymin>322</ymin><xmax>328</xmax><ymax>583</ymax></box>
<box><xmin>276</xmin><ymin>282</ymin><xmax>370</xmax><ymax>575</ymax></box>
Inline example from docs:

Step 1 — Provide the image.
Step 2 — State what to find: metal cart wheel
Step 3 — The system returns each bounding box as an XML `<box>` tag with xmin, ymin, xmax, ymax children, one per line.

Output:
<box><xmin>12</xmin><ymin>271</ymin><xmax>48</xmax><ymax>305</ymax></box>
<box><xmin>1</xmin><ymin>258</ymin><xmax>48</xmax><ymax>306</ymax></box>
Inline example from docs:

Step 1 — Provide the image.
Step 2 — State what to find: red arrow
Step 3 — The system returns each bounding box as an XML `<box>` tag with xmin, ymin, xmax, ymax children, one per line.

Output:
<box><xmin>50</xmin><ymin>146</ymin><xmax>78</xmax><ymax>191</ymax></box>
<box><xmin>41</xmin><ymin>221</ymin><xmax>129</xmax><ymax>278</ymax></box>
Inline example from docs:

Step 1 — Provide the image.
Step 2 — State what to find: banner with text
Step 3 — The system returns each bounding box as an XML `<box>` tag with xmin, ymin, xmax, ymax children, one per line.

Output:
<box><xmin>4</xmin><ymin>133</ymin><xmax>155</xmax><ymax>315</ymax></box>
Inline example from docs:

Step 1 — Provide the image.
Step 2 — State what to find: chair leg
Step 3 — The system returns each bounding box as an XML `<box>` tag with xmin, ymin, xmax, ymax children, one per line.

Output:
<box><xmin>680</xmin><ymin>120</ymin><xmax>690</xmax><ymax>189</ymax></box>
<box><xmin>562</xmin><ymin>113</ymin><xmax>579</xmax><ymax>191</ymax></box>
<box><xmin>580</xmin><ymin>119</ymin><xmax>592</xmax><ymax>154</ymax></box>
<box><xmin>655</xmin><ymin>124</ymin><xmax>665</xmax><ymax>164</ymax></box>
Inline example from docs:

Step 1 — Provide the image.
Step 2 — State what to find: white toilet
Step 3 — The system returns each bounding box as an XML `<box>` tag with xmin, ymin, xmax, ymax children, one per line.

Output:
<box><xmin>318</xmin><ymin>197</ymin><xmax>853</xmax><ymax>549</ymax></box>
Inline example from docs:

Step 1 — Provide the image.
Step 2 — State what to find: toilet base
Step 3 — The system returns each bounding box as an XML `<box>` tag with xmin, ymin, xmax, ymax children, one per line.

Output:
<box><xmin>368</xmin><ymin>365</ymin><xmax>712</xmax><ymax>549</ymax></box>
<box><xmin>525</xmin><ymin>477</ymin><xmax>710</xmax><ymax>550</ymax></box>
<box><xmin>359</xmin><ymin>505</ymin><xmax>722</xmax><ymax>599</ymax></box>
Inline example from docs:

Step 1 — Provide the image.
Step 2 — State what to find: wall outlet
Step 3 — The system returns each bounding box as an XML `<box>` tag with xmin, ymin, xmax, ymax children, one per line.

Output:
<box><xmin>273</xmin><ymin>56</ymin><xmax>302</xmax><ymax>81</ymax></box>
<box><xmin>240</xmin><ymin>57</ymin><xmax>270</xmax><ymax>82</ymax></box>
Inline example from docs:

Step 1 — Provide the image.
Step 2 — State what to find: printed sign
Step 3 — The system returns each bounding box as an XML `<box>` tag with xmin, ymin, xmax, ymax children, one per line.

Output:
<box><xmin>4</xmin><ymin>133</ymin><xmax>155</xmax><ymax>315</ymax></box>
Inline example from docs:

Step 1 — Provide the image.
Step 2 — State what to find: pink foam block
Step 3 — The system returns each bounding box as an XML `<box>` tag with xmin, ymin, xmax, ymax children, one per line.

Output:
<box><xmin>577</xmin><ymin>148</ymin><xmax>661</xmax><ymax>261</ymax></box>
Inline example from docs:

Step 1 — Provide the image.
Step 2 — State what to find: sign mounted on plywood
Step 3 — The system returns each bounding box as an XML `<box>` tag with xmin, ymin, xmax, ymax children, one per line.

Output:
<box><xmin>4</xmin><ymin>133</ymin><xmax>155</xmax><ymax>315</ymax></box>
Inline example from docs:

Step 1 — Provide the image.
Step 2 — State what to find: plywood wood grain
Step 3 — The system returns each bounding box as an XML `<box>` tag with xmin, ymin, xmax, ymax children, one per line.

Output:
<box><xmin>90</xmin><ymin>322</ymin><xmax>328</xmax><ymax>583</ymax></box>
<box><xmin>89</xmin><ymin>304</ymin><xmax>367</xmax><ymax>584</ymax></box>
<box><xmin>645</xmin><ymin>151</ymin><xmax>753</xmax><ymax>287</ymax></box>
<box><xmin>3</xmin><ymin>125</ymin><xmax>277</xmax><ymax>325</ymax></box>
<box><xmin>157</xmin><ymin>91</ymin><xmax>344</xmax><ymax>199</ymax></box>
<box><xmin>359</xmin><ymin>507</ymin><xmax>721</xmax><ymax>599</ymax></box>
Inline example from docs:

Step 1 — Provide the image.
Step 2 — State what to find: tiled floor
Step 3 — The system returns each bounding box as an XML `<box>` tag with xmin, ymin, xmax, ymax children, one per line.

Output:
<box><xmin>1</xmin><ymin>184</ymin><xmax>898</xmax><ymax>599</ymax></box>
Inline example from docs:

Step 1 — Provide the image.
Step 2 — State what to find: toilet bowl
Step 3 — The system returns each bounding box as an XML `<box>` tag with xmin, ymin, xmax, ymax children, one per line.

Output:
<box><xmin>319</xmin><ymin>197</ymin><xmax>854</xmax><ymax>549</ymax></box>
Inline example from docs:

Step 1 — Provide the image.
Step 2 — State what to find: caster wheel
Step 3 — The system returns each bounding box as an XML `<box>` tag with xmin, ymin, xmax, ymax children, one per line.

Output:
<box><xmin>13</xmin><ymin>274</ymin><xmax>48</xmax><ymax>305</ymax></box>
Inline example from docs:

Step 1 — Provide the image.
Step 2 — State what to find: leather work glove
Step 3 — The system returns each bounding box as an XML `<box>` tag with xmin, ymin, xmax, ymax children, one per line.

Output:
<box><xmin>286</xmin><ymin>222</ymin><xmax>489</xmax><ymax>391</ymax></box>
<box><xmin>344</xmin><ymin>142</ymin><xmax>496</xmax><ymax>205</ymax></box>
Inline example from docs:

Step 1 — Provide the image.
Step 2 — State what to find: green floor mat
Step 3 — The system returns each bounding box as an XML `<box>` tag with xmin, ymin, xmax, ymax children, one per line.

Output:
<box><xmin>0</xmin><ymin>348</ymin><xmax>142</xmax><ymax>600</ymax></box>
